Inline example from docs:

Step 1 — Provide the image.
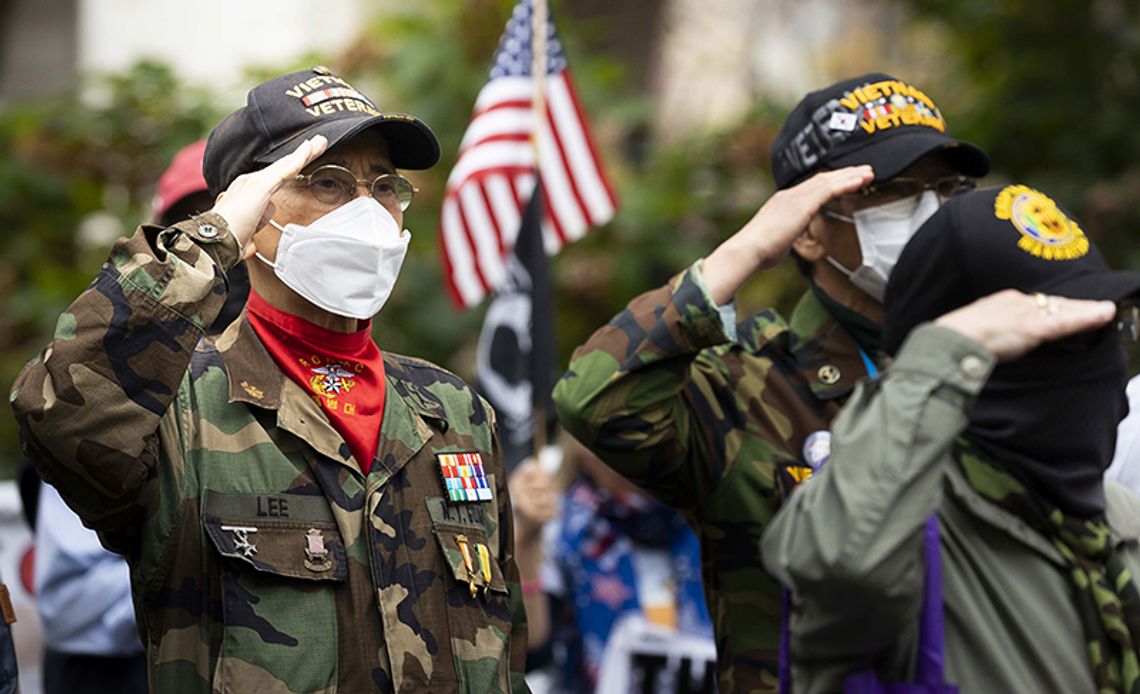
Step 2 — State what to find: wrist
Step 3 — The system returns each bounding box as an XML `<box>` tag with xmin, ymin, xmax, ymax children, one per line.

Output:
<box><xmin>933</xmin><ymin>314</ymin><xmax>989</xmax><ymax>349</ymax></box>
<box><xmin>705</xmin><ymin>239</ymin><xmax>763</xmax><ymax>304</ymax></box>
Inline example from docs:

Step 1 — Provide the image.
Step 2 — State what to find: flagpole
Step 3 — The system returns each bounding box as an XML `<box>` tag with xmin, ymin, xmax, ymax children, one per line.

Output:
<box><xmin>531</xmin><ymin>0</ymin><xmax>549</xmax><ymax>459</ymax></box>
<box><xmin>532</xmin><ymin>0</ymin><xmax>548</xmax><ymax>130</ymax></box>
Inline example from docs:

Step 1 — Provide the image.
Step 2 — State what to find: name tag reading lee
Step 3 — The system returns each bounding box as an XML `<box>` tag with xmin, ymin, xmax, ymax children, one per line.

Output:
<box><xmin>202</xmin><ymin>490</ymin><xmax>335</xmax><ymax>525</ymax></box>
<box><xmin>257</xmin><ymin>496</ymin><xmax>290</xmax><ymax>518</ymax></box>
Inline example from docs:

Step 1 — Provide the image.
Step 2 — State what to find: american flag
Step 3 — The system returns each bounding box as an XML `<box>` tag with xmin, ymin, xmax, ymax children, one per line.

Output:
<box><xmin>439</xmin><ymin>0</ymin><xmax>618</xmax><ymax>308</ymax></box>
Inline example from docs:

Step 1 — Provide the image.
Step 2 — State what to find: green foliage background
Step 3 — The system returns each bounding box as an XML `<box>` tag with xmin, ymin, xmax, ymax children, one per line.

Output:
<box><xmin>2</xmin><ymin>0</ymin><xmax>1139</xmax><ymax>477</ymax></box>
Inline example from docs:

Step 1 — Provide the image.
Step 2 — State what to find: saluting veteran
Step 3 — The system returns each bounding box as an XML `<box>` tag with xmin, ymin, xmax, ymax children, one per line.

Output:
<box><xmin>11</xmin><ymin>67</ymin><xmax>528</xmax><ymax>694</ymax></box>
<box><xmin>552</xmin><ymin>72</ymin><xmax>987</xmax><ymax>691</ymax></box>
<box><xmin>763</xmin><ymin>185</ymin><xmax>1140</xmax><ymax>692</ymax></box>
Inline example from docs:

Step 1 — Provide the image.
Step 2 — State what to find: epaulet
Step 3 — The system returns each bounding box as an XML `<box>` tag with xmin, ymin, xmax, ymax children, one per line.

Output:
<box><xmin>733</xmin><ymin>307</ymin><xmax>792</xmax><ymax>354</ymax></box>
<box><xmin>384</xmin><ymin>352</ymin><xmax>490</xmax><ymax>428</ymax></box>
<box><xmin>385</xmin><ymin>353</ymin><xmax>472</xmax><ymax>392</ymax></box>
<box><xmin>190</xmin><ymin>335</ymin><xmax>224</xmax><ymax>382</ymax></box>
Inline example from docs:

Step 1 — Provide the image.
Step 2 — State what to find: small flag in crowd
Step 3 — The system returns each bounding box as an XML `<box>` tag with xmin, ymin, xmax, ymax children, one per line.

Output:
<box><xmin>438</xmin><ymin>0</ymin><xmax>618</xmax><ymax>309</ymax></box>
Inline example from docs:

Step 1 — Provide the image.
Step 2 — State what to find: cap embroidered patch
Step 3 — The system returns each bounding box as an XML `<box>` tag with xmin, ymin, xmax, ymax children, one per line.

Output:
<box><xmin>436</xmin><ymin>452</ymin><xmax>493</xmax><ymax>502</ymax></box>
<box><xmin>839</xmin><ymin>81</ymin><xmax>945</xmax><ymax>136</ymax></box>
<box><xmin>283</xmin><ymin>73</ymin><xmax>382</xmax><ymax>118</ymax></box>
<box><xmin>994</xmin><ymin>184</ymin><xmax>1089</xmax><ymax>261</ymax></box>
<box><xmin>828</xmin><ymin>111</ymin><xmax>858</xmax><ymax>132</ymax></box>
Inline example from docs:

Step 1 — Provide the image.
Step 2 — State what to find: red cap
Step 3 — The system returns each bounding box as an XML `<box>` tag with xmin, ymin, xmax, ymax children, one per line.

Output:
<box><xmin>153</xmin><ymin>140</ymin><xmax>208</xmax><ymax>221</ymax></box>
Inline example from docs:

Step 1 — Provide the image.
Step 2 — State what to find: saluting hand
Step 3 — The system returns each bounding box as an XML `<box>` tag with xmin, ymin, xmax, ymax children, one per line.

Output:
<box><xmin>935</xmin><ymin>289</ymin><xmax>1117</xmax><ymax>362</ymax></box>
<box><xmin>210</xmin><ymin>135</ymin><xmax>328</xmax><ymax>257</ymax></box>
<box><xmin>703</xmin><ymin>165</ymin><xmax>874</xmax><ymax>304</ymax></box>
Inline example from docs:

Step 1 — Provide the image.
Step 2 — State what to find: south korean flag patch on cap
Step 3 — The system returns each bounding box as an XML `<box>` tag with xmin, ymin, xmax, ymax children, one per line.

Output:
<box><xmin>436</xmin><ymin>452</ymin><xmax>493</xmax><ymax>503</ymax></box>
<box><xmin>828</xmin><ymin>111</ymin><xmax>858</xmax><ymax>132</ymax></box>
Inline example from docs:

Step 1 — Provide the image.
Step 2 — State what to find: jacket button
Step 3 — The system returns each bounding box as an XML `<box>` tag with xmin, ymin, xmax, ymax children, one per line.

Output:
<box><xmin>198</xmin><ymin>223</ymin><xmax>218</xmax><ymax>239</ymax></box>
<box><xmin>959</xmin><ymin>354</ymin><xmax>987</xmax><ymax>380</ymax></box>
<box><xmin>817</xmin><ymin>364</ymin><xmax>841</xmax><ymax>385</ymax></box>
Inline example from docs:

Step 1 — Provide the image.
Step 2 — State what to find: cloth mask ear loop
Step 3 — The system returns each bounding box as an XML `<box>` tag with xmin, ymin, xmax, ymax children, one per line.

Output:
<box><xmin>255</xmin><ymin>219</ymin><xmax>288</xmax><ymax>269</ymax></box>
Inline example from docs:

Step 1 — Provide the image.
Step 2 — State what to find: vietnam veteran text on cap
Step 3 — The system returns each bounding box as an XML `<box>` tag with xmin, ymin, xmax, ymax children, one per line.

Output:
<box><xmin>203</xmin><ymin>66</ymin><xmax>441</xmax><ymax>196</ymax></box>
<box><xmin>770</xmin><ymin>73</ymin><xmax>990</xmax><ymax>189</ymax></box>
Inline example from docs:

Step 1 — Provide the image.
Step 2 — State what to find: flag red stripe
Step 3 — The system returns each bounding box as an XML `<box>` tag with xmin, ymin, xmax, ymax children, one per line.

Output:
<box><xmin>450</xmin><ymin>191</ymin><xmax>492</xmax><ymax>298</ymax></box>
<box><xmin>476</xmin><ymin>179</ymin><xmax>509</xmax><ymax>259</ymax></box>
<box><xmin>438</xmin><ymin>228</ymin><xmax>466</xmax><ymax>308</ymax></box>
<box><xmin>508</xmin><ymin>173</ymin><xmax>526</xmax><ymax>211</ymax></box>
<box><xmin>446</xmin><ymin>165</ymin><xmax>537</xmax><ymax>194</ymax></box>
<box><xmin>458</xmin><ymin>132</ymin><xmax>532</xmax><ymax>157</ymax></box>
<box><xmin>472</xmin><ymin>99</ymin><xmax>532</xmax><ymax>119</ymax></box>
<box><xmin>539</xmin><ymin>178</ymin><xmax>568</xmax><ymax>247</ymax></box>
<box><xmin>561</xmin><ymin>71</ymin><xmax>619</xmax><ymax>211</ymax></box>
<box><xmin>543</xmin><ymin>98</ymin><xmax>594</xmax><ymax>237</ymax></box>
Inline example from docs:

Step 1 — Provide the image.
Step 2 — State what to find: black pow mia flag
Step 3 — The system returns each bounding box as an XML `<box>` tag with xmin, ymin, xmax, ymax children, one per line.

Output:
<box><xmin>475</xmin><ymin>183</ymin><xmax>556</xmax><ymax>471</ymax></box>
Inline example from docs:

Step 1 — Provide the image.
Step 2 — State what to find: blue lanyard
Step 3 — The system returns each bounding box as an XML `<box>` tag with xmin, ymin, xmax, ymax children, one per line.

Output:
<box><xmin>858</xmin><ymin>347</ymin><xmax>879</xmax><ymax>380</ymax></box>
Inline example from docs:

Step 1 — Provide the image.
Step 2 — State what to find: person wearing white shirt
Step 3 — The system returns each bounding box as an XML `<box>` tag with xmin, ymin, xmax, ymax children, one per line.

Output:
<box><xmin>1108</xmin><ymin>376</ymin><xmax>1140</xmax><ymax>496</ymax></box>
<box><xmin>35</xmin><ymin>483</ymin><xmax>146</xmax><ymax>694</ymax></box>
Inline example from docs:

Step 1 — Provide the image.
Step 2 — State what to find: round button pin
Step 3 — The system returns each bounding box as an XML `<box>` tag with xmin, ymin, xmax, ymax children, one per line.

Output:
<box><xmin>817</xmin><ymin>364</ymin><xmax>841</xmax><ymax>385</ymax></box>
<box><xmin>197</xmin><ymin>224</ymin><xmax>218</xmax><ymax>239</ymax></box>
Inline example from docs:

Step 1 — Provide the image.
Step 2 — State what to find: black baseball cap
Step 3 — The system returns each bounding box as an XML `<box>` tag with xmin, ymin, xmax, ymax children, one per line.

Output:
<box><xmin>883</xmin><ymin>184</ymin><xmax>1140</xmax><ymax>355</ymax></box>
<box><xmin>770</xmin><ymin>73</ymin><xmax>989</xmax><ymax>190</ymax></box>
<box><xmin>203</xmin><ymin>67</ymin><xmax>441</xmax><ymax>196</ymax></box>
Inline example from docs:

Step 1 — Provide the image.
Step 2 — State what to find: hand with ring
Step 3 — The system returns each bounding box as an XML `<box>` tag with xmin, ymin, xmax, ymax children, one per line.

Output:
<box><xmin>935</xmin><ymin>289</ymin><xmax>1116</xmax><ymax>362</ymax></box>
<box><xmin>1034</xmin><ymin>292</ymin><xmax>1059</xmax><ymax>317</ymax></box>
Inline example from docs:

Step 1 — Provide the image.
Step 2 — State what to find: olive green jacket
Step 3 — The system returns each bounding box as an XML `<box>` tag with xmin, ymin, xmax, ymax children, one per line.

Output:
<box><xmin>11</xmin><ymin>214</ymin><xmax>528</xmax><ymax>693</ymax></box>
<box><xmin>762</xmin><ymin>324</ymin><xmax>1140</xmax><ymax>693</ymax></box>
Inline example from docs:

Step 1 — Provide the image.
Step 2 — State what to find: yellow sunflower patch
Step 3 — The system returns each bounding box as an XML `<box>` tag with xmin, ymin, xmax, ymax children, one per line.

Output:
<box><xmin>994</xmin><ymin>184</ymin><xmax>1089</xmax><ymax>261</ymax></box>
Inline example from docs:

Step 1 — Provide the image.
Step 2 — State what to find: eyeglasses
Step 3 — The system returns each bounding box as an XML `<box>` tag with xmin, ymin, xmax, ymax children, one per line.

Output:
<box><xmin>841</xmin><ymin>175</ymin><xmax>977</xmax><ymax>202</ymax></box>
<box><xmin>294</xmin><ymin>164</ymin><xmax>418</xmax><ymax>212</ymax></box>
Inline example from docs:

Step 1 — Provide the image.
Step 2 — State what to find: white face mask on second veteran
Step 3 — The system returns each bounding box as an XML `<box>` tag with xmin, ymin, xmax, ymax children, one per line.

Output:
<box><xmin>256</xmin><ymin>196</ymin><xmax>410</xmax><ymax>320</ymax></box>
<box><xmin>824</xmin><ymin>190</ymin><xmax>942</xmax><ymax>302</ymax></box>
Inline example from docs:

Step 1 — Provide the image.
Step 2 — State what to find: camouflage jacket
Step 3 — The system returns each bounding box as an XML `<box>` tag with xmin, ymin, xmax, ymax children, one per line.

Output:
<box><xmin>761</xmin><ymin>324</ymin><xmax>1140</xmax><ymax>692</ymax></box>
<box><xmin>10</xmin><ymin>214</ymin><xmax>528</xmax><ymax>694</ymax></box>
<box><xmin>552</xmin><ymin>260</ymin><xmax>875</xmax><ymax>693</ymax></box>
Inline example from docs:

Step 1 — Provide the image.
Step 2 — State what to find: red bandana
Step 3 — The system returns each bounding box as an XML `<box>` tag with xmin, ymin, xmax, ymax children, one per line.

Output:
<box><xmin>246</xmin><ymin>291</ymin><xmax>385</xmax><ymax>474</ymax></box>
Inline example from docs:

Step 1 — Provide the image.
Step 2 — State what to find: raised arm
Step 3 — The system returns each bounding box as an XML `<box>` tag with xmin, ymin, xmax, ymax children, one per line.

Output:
<box><xmin>761</xmin><ymin>291</ymin><xmax>1116</xmax><ymax>666</ymax></box>
<box><xmin>10</xmin><ymin>136</ymin><xmax>327</xmax><ymax>539</ymax></box>
<box><xmin>553</xmin><ymin>166</ymin><xmax>874</xmax><ymax>509</ymax></box>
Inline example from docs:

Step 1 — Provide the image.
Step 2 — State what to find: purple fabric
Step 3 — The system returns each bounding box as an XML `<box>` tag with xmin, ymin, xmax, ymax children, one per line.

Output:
<box><xmin>843</xmin><ymin>670</ymin><xmax>958</xmax><ymax>693</ymax></box>
<box><xmin>838</xmin><ymin>516</ymin><xmax>957</xmax><ymax>693</ymax></box>
<box><xmin>914</xmin><ymin>515</ymin><xmax>945</xmax><ymax>684</ymax></box>
<box><xmin>780</xmin><ymin>589</ymin><xmax>792</xmax><ymax>694</ymax></box>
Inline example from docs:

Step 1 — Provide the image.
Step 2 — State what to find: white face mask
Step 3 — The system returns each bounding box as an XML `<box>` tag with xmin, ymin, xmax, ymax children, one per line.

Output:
<box><xmin>824</xmin><ymin>190</ymin><xmax>942</xmax><ymax>302</ymax></box>
<box><xmin>256</xmin><ymin>196</ymin><xmax>410</xmax><ymax>320</ymax></box>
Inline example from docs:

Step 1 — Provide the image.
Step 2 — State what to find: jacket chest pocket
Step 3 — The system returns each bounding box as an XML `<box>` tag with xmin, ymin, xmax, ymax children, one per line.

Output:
<box><xmin>425</xmin><ymin>496</ymin><xmax>513</xmax><ymax>694</ymax></box>
<box><xmin>203</xmin><ymin>490</ymin><xmax>346</xmax><ymax>694</ymax></box>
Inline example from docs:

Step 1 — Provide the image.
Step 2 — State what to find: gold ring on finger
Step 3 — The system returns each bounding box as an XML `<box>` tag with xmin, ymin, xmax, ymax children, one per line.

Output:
<box><xmin>1034</xmin><ymin>292</ymin><xmax>1058</xmax><ymax>316</ymax></box>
